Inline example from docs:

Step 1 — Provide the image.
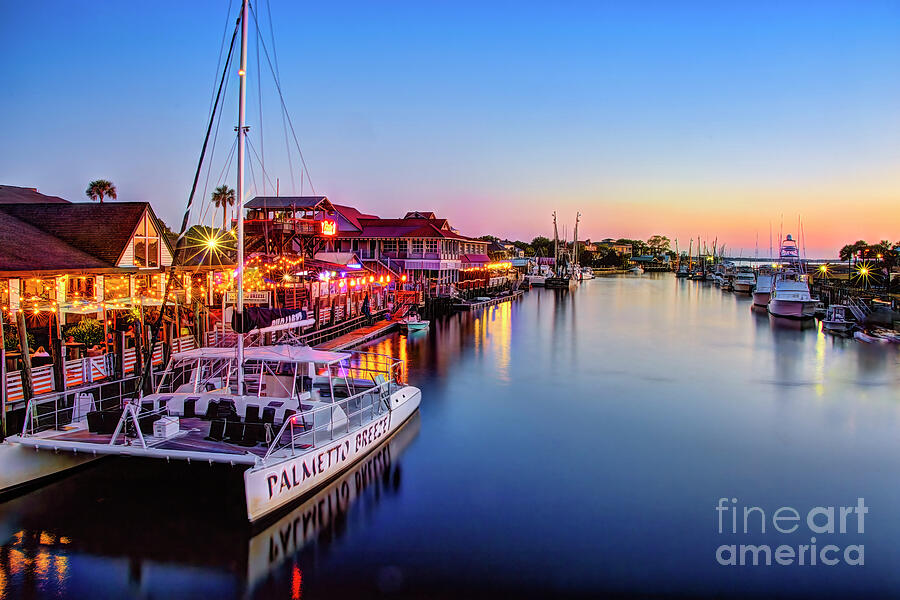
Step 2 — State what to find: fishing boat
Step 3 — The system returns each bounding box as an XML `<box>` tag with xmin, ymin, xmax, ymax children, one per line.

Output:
<box><xmin>675</xmin><ymin>265</ymin><xmax>690</xmax><ymax>278</ymax></box>
<box><xmin>822</xmin><ymin>305</ymin><xmax>854</xmax><ymax>334</ymax></box>
<box><xmin>400</xmin><ymin>313</ymin><xmax>429</xmax><ymax>332</ymax></box>
<box><xmin>579</xmin><ymin>265</ymin><xmax>595</xmax><ymax>280</ymax></box>
<box><xmin>10</xmin><ymin>345</ymin><xmax>420</xmax><ymax>523</ymax></box>
<box><xmin>752</xmin><ymin>267</ymin><xmax>774</xmax><ymax>307</ymax></box>
<box><xmin>732</xmin><ymin>267</ymin><xmax>756</xmax><ymax>293</ymax></box>
<box><xmin>768</xmin><ymin>235</ymin><xmax>817</xmax><ymax>319</ymax></box>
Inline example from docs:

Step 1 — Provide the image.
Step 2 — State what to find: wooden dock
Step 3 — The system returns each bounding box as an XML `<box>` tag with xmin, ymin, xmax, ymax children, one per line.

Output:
<box><xmin>454</xmin><ymin>290</ymin><xmax>524</xmax><ymax>311</ymax></box>
<box><xmin>315</xmin><ymin>319</ymin><xmax>400</xmax><ymax>351</ymax></box>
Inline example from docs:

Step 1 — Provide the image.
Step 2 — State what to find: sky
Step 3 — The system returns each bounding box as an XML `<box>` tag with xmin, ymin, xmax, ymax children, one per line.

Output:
<box><xmin>3</xmin><ymin>0</ymin><xmax>899</xmax><ymax>258</ymax></box>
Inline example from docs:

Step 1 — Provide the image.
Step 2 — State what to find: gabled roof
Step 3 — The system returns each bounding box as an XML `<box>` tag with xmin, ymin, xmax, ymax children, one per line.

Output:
<box><xmin>0</xmin><ymin>202</ymin><xmax>174</xmax><ymax>269</ymax></box>
<box><xmin>404</xmin><ymin>211</ymin><xmax>435</xmax><ymax>220</ymax></box>
<box><xmin>0</xmin><ymin>202</ymin><xmax>148</xmax><ymax>265</ymax></box>
<box><xmin>0</xmin><ymin>210</ymin><xmax>109</xmax><ymax>273</ymax></box>
<box><xmin>0</xmin><ymin>185</ymin><xmax>69</xmax><ymax>204</ymax></box>
<box><xmin>332</xmin><ymin>204</ymin><xmax>379</xmax><ymax>232</ymax></box>
<box><xmin>245</xmin><ymin>196</ymin><xmax>334</xmax><ymax>212</ymax></box>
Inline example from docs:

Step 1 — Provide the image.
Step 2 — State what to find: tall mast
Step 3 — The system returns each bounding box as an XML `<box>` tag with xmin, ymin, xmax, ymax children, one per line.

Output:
<box><xmin>552</xmin><ymin>212</ymin><xmax>559</xmax><ymax>275</ymax></box>
<box><xmin>236</xmin><ymin>0</ymin><xmax>248</xmax><ymax>392</ymax></box>
<box><xmin>573</xmin><ymin>212</ymin><xmax>581</xmax><ymax>266</ymax></box>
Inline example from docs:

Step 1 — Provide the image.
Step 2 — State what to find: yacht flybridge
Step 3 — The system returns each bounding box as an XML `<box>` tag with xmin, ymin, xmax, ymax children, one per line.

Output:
<box><xmin>10</xmin><ymin>345</ymin><xmax>420</xmax><ymax>522</ymax></box>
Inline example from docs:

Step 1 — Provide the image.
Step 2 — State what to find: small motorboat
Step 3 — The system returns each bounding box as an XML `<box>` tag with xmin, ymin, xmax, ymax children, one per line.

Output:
<box><xmin>822</xmin><ymin>305</ymin><xmax>854</xmax><ymax>334</ymax></box>
<box><xmin>753</xmin><ymin>272</ymin><xmax>774</xmax><ymax>307</ymax></box>
<box><xmin>675</xmin><ymin>265</ymin><xmax>690</xmax><ymax>278</ymax></box>
<box><xmin>628</xmin><ymin>266</ymin><xmax>642</xmax><ymax>274</ymax></box>
<box><xmin>854</xmin><ymin>331</ymin><xmax>891</xmax><ymax>344</ymax></box>
<box><xmin>400</xmin><ymin>313</ymin><xmax>430</xmax><ymax>332</ymax></box>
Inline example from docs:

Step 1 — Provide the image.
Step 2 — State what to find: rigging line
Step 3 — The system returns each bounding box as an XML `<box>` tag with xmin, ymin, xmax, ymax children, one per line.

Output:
<box><xmin>138</xmin><ymin>11</ymin><xmax>241</xmax><ymax>400</ymax></box>
<box><xmin>255</xmin><ymin>9</ymin><xmax>265</xmax><ymax>195</ymax></box>
<box><xmin>249</xmin><ymin>2</ymin><xmax>316</xmax><ymax>194</ymax></box>
<box><xmin>246</xmin><ymin>137</ymin><xmax>278</xmax><ymax>192</ymax></box>
<box><xmin>256</xmin><ymin>0</ymin><xmax>294</xmax><ymax>193</ymax></box>
<box><xmin>201</xmin><ymin>136</ymin><xmax>239</xmax><ymax>227</ymax></box>
<box><xmin>208</xmin><ymin>0</ymin><xmax>235</xmax><ymax>118</ymax></box>
<box><xmin>200</xmin><ymin>47</ymin><xmax>236</xmax><ymax>220</ymax></box>
<box><xmin>247</xmin><ymin>136</ymin><xmax>260</xmax><ymax>201</ymax></box>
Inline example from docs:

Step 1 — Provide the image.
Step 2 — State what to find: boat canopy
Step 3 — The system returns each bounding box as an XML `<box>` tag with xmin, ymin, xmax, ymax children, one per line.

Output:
<box><xmin>171</xmin><ymin>344</ymin><xmax>351</xmax><ymax>364</ymax></box>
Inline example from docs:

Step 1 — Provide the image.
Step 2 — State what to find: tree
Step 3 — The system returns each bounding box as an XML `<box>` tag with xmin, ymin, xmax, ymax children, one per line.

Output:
<box><xmin>477</xmin><ymin>235</ymin><xmax>500</xmax><ymax>243</ymax></box>
<box><xmin>647</xmin><ymin>235</ymin><xmax>671</xmax><ymax>254</ymax></box>
<box><xmin>211</xmin><ymin>185</ymin><xmax>236</xmax><ymax>231</ymax></box>
<box><xmin>85</xmin><ymin>179</ymin><xmax>117</xmax><ymax>204</ymax></box>
<box><xmin>839</xmin><ymin>240</ymin><xmax>868</xmax><ymax>262</ymax></box>
<box><xmin>531</xmin><ymin>236</ymin><xmax>553</xmax><ymax>257</ymax></box>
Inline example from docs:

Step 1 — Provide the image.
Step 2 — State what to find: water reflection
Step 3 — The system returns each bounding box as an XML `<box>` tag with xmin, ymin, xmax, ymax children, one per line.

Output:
<box><xmin>0</xmin><ymin>415</ymin><xmax>419</xmax><ymax>600</ymax></box>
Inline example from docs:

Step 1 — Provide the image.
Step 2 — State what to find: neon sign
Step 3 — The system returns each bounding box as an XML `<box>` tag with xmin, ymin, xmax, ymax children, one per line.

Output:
<box><xmin>321</xmin><ymin>219</ymin><xmax>337</xmax><ymax>236</ymax></box>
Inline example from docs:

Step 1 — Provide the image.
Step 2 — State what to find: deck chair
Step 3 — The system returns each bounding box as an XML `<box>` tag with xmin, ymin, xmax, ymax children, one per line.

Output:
<box><xmin>245</xmin><ymin>404</ymin><xmax>260</xmax><ymax>423</ymax></box>
<box><xmin>205</xmin><ymin>419</ymin><xmax>226</xmax><ymax>441</ymax></box>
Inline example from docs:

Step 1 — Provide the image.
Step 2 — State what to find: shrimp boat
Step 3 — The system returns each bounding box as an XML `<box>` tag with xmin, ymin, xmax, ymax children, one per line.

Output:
<box><xmin>768</xmin><ymin>235</ymin><xmax>817</xmax><ymax>319</ymax></box>
<box><xmin>9</xmin><ymin>345</ymin><xmax>420</xmax><ymax>523</ymax></box>
<box><xmin>8</xmin><ymin>0</ymin><xmax>421</xmax><ymax>523</ymax></box>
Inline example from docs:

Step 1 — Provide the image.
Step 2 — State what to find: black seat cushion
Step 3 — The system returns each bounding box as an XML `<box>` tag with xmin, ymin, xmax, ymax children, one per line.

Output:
<box><xmin>216</xmin><ymin>399</ymin><xmax>239</xmax><ymax>421</ymax></box>
<box><xmin>86</xmin><ymin>411</ymin><xmax>103</xmax><ymax>433</ymax></box>
<box><xmin>245</xmin><ymin>405</ymin><xmax>260</xmax><ymax>423</ymax></box>
<box><xmin>261</xmin><ymin>407</ymin><xmax>276</xmax><ymax>424</ymax></box>
<box><xmin>205</xmin><ymin>419</ymin><xmax>226</xmax><ymax>441</ymax></box>
<box><xmin>204</xmin><ymin>400</ymin><xmax>219</xmax><ymax>420</ymax></box>
<box><xmin>183</xmin><ymin>397</ymin><xmax>198</xmax><ymax>418</ymax></box>
<box><xmin>224</xmin><ymin>420</ymin><xmax>244</xmax><ymax>443</ymax></box>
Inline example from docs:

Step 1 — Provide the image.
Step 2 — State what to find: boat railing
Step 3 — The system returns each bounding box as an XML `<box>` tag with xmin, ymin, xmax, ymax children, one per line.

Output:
<box><xmin>262</xmin><ymin>377</ymin><xmax>392</xmax><ymax>461</ymax></box>
<box><xmin>19</xmin><ymin>376</ymin><xmax>142</xmax><ymax>437</ymax></box>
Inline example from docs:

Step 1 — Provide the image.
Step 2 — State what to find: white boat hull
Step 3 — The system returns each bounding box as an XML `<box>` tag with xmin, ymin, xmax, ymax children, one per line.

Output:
<box><xmin>526</xmin><ymin>275</ymin><xmax>546</xmax><ymax>286</ymax></box>
<box><xmin>0</xmin><ymin>440</ymin><xmax>96</xmax><ymax>494</ymax></box>
<box><xmin>752</xmin><ymin>291</ymin><xmax>770</xmax><ymax>306</ymax></box>
<box><xmin>823</xmin><ymin>320</ymin><xmax>853</xmax><ymax>333</ymax></box>
<box><xmin>733</xmin><ymin>282</ymin><xmax>754</xmax><ymax>293</ymax></box>
<box><xmin>401</xmin><ymin>321</ymin><xmax>429</xmax><ymax>332</ymax></box>
<box><xmin>244</xmin><ymin>386</ymin><xmax>421</xmax><ymax>522</ymax></box>
<box><xmin>768</xmin><ymin>298</ymin><xmax>817</xmax><ymax>319</ymax></box>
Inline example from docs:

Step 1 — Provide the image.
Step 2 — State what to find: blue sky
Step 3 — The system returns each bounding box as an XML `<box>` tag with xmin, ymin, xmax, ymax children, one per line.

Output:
<box><xmin>3</xmin><ymin>1</ymin><xmax>899</xmax><ymax>256</ymax></box>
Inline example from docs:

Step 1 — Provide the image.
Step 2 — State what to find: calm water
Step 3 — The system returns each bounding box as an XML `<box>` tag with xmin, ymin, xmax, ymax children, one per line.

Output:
<box><xmin>2</xmin><ymin>274</ymin><xmax>899</xmax><ymax>599</ymax></box>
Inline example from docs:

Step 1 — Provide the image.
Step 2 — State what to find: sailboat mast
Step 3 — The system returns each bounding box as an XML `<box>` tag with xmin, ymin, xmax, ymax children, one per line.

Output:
<box><xmin>552</xmin><ymin>212</ymin><xmax>559</xmax><ymax>275</ymax></box>
<box><xmin>236</xmin><ymin>0</ymin><xmax>248</xmax><ymax>392</ymax></box>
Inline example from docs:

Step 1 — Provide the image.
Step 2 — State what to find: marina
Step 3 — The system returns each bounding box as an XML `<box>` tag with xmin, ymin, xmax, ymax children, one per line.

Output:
<box><xmin>1</xmin><ymin>275</ymin><xmax>898</xmax><ymax>598</ymax></box>
<box><xmin>2</xmin><ymin>1</ymin><xmax>899</xmax><ymax>598</ymax></box>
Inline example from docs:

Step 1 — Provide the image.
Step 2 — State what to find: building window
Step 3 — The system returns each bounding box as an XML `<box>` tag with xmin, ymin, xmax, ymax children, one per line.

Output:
<box><xmin>20</xmin><ymin>278</ymin><xmax>57</xmax><ymax>303</ymax></box>
<box><xmin>133</xmin><ymin>214</ymin><xmax>160</xmax><ymax>267</ymax></box>
<box><xmin>425</xmin><ymin>240</ymin><xmax>438</xmax><ymax>254</ymax></box>
<box><xmin>382</xmin><ymin>239</ymin><xmax>397</xmax><ymax>253</ymax></box>
<box><xmin>412</xmin><ymin>239</ymin><xmax>424</xmax><ymax>254</ymax></box>
<box><xmin>104</xmin><ymin>275</ymin><xmax>130</xmax><ymax>300</ymax></box>
<box><xmin>66</xmin><ymin>276</ymin><xmax>95</xmax><ymax>301</ymax></box>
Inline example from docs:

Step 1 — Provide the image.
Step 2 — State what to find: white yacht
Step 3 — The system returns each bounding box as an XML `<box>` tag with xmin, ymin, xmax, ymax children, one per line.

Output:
<box><xmin>10</xmin><ymin>345</ymin><xmax>420</xmax><ymax>523</ymax></box>
<box><xmin>768</xmin><ymin>235</ymin><xmax>817</xmax><ymax>319</ymax></box>
<box><xmin>822</xmin><ymin>305</ymin><xmax>854</xmax><ymax>334</ymax></box>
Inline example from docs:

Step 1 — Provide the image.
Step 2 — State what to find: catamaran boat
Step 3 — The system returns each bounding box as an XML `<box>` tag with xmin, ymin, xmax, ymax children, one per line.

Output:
<box><xmin>732</xmin><ymin>268</ymin><xmax>756</xmax><ymax>293</ymax></box>
<box><xmin>9</xmin><ymin>345</ymin><xmax>420</xmax><ymax>523</ymax></box>
<box><xmin>822</xmin><ymin>305</ymin><xmax>854</xmax><ymax>334</ymax></box>
<box><xmin>753</xmin><ymin>267</ymin><xmax>774</xmax><ymax>307</ymax></box>
<box><xmin>768</xmin><ymin>234</ymin><xmax>818</xmax><ymax>320</ymax></box>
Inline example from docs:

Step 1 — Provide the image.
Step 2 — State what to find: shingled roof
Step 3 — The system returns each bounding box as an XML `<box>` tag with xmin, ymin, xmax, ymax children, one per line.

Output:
<box><xmin>0</xmin><ymin>185</ymin><xmax>69</xmax><ymax>204</ymax></box>
<box><xmin>0</xmin><ymin>210</ymin><xmax>109</xmax><ymax>273</ymax></box>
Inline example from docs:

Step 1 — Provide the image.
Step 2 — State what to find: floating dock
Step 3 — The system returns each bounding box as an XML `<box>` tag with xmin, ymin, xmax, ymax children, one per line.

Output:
<box><xmin>454</xmin><ymin>290</ymin><xmax>524</xmax><ymax>311</ymax></box>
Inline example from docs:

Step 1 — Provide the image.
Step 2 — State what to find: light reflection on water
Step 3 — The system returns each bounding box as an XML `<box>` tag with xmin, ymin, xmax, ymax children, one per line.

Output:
<box><xmin>0</xmin><ymin>274</ymin><xmax>898</xmax><ymax>598</ymax></box>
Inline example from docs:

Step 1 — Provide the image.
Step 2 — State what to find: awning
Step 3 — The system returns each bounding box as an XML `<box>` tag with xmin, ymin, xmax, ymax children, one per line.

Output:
<box><xmin>313</xmin><ymin>252</ymin><xmax>365</xmax><ymax>269</ymax></box>
<box><xmin>461</xmin><ymin>254</ymin><xmax>491</xmax><ymax>266</ymax></box>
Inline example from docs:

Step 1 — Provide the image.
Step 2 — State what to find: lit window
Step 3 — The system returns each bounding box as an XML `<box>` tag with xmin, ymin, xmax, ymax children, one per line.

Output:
<box><xmin>133</xmin><ymin>214</ymin><xmax>161</xmax><ymax>267</ymax></box>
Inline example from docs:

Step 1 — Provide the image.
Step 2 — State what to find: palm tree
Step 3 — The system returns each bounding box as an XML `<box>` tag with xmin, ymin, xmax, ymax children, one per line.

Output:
<box><xmin>85</xmin><ymin>179</ymin><xmax>117</xmax><ymax>204</ymax></box>
<box><xmin>211</xmin><ymin>185</ymin><xmax>236</xmax><ymax>231</ymax></box>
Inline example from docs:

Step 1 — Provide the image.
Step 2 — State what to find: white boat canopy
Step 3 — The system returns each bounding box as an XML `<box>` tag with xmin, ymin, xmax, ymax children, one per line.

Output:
<box><xmin>171</xmin><ymin>344</ymin><xmax>351</xmax><ymax>364</ymax></box>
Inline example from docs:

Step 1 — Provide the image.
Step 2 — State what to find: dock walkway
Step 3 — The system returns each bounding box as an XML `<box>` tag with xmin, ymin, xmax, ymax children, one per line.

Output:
<box><xmin>315</xmin><ymin>319</ymin><xmax>400</xmax><ymax>351</ymax></box>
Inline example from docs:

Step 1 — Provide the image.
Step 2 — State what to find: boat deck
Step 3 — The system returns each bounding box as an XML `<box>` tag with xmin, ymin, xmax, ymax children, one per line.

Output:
<box><xmin>316</xmin><ymin>319</ymin><xmax>399</xmax><ymax>350</ymax></box>
<box><xmin>28</xmin><ymin>416</ymin><xmax>309</xmax><ymax>460</ymax></box>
